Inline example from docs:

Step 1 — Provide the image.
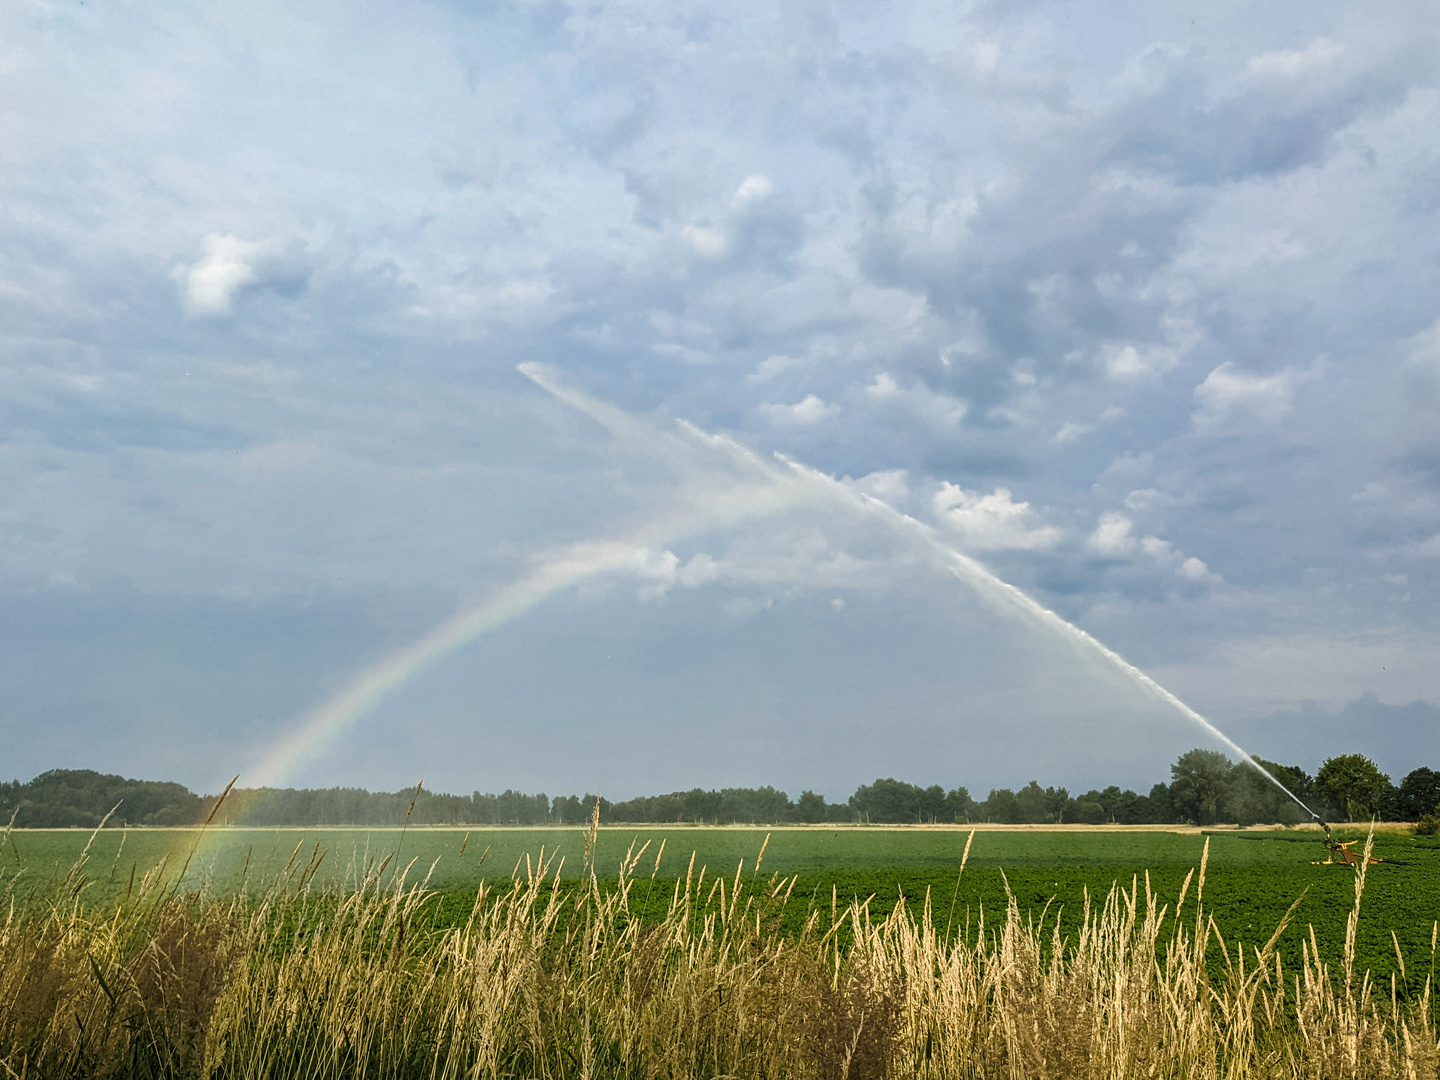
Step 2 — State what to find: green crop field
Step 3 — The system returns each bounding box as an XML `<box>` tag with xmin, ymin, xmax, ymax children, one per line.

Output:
<box><xmin>8</xmin><ymin>822</ymin><xmax>1440</xmax><ymax>1076</ymax></box>
<box><xmin>8</xmin><ymin>823</ymin><xmax>1439</xmax><ymax>986</ymax></box>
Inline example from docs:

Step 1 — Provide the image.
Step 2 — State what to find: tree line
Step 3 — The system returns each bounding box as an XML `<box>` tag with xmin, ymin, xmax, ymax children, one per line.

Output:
<box><xmin>4</xmin><ymin>752</ymin><xmax>1439</xmax><ymax>829</ymax></box>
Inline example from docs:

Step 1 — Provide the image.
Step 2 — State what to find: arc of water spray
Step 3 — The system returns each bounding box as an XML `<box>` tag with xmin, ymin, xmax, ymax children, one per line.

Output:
<box><xmin>771</xmin><ymin>457</ymin><xmax>1320</xmax><ymax>821</ymax></box>
<box><xmin>529</xmin><ymin>369</ymin><xmax>1319</xmax><ymax>821</ymax></box>
<box><xmin>250</xmin><ymin>363</ymin><xmax>1318</xmax><ymax>820</ymax></box>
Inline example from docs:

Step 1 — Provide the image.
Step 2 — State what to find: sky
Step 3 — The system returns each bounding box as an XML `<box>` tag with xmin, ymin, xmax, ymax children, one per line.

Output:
<box><xmin>2</xmin><ymin>0</ymin><xmax>1438</xmax><ymax>801</ymax></box>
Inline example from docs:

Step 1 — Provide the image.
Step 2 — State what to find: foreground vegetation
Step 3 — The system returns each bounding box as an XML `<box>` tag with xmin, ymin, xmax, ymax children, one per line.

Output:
<box><xmin>11</xmin><ymin>821</ymin><xmax>1440</xmax><ymax>984</ymax></box>
<box><xmin>3</xmin><ymin>815</ymin><xmax>1438</xmax><ymax>1078</ymax></box>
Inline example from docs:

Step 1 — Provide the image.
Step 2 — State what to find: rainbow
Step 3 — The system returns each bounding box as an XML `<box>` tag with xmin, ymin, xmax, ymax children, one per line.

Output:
<box><xmin>244</xmin><ymin>475</ymin><xmax>807</xmax><ymax>789</ymax></box>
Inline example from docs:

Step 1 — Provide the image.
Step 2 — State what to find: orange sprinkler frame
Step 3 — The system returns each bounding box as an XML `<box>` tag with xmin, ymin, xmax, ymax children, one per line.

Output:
<box><xmin>1311</xmin><ymin>822</ymin><xmax>1401</xmax><ymax>867</ymax></box>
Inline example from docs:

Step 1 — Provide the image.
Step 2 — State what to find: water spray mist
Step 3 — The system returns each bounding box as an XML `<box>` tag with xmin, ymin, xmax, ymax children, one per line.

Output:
<box><xmin>248</xmin><ymin>364</ymin><xmax>1324</xmax><ymax>823</ymax></box>
<box><xmin>771</xmin><ymin>455</ymin><xmax>1322</xmax><ymax>822</ymax></box>
<box><xmin>524</xmin><ymin>365</ymin><xmax>1321</xmax><ymax>818</ymax></box>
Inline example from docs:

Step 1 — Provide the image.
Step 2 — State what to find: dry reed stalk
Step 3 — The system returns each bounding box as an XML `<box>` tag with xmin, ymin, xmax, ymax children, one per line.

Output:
<box><xmin>2</xmin><ymin>827</ymin><xmax>1438</xmax><ymax>1079</ymax></box>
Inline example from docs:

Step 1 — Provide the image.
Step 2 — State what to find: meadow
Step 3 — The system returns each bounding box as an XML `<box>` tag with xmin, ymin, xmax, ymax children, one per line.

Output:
<box><xmin>4</xmin><ymin>821</ymin><xmax>1438</xmax><ymax>1077</ymax></box>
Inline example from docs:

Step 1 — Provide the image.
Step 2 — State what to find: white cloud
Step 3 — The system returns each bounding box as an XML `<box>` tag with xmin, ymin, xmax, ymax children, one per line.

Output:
<box><xmin>1412</xmin><ymin>533</ymin><xmax>1440</xmax><ymax>559</ymax></box>
<box><xmin>1178</xmin><ymin>556</ymin><xmax>1212</xmax><ymax>581</ymax></box>
<box><xmin>1087</xmin><ymin>512</ymin><xmax>1137</xmax><ymax>558</ymax></box>
<box><xmin>1054</xmin><ymin>405</ymin><xmax>1123</xmax><ymax>444</ymax></box>
<box><xmin>1412</xmin><ymin>320</ymin><xmax>1440</xmax><ymax>367</ymax></box>
<box><xmin>632</xmin><ymin>548</ymin><xmax>722</xmax><ymax>601</ymax></box>
<box><xmin>1086</xmin><ymin>513</ymin><xmax>1220</xmax><ymax>583</ymax></box>
<box><xmin>732</xmin><ymin>174</ymin><xmax>773</xmax><ymax>206</ymax></box>
<box><xmin>1245</xmin><ymin>38</ymin><xmax>1345</xmax><ymax>79</ymax></box>
<box><xmin>1140</xmin><ymin>535</ymin><xmax>1174</xmax><ymax>561</ymax></box>
<box><xmin>1192</xmin><ymin>362</ymin><xmax>1311</xmax><ymax>428</ymax></box>
<box><xmin>678</xmin><ymin>552</ymin><xmax>721</xmax><ymax>587</ymax></box>
<box><xmin>496</xmin><ymin>279</ymin><xmax>553</xmax><ymax>307</ymax></box>
<box><xmin>1053</xmin><ymin>421</ymin><xmax>1095</xmax><ymax>444</ymax></box>
<box><xmin>692</xmin><ymin>534</ymin><xmax>894</xmax><ymax>594</ymax></box>
<box><xmin>866</xmin><ymin>371</ymin><xmax>900</xmax><ymax>399</ymax></box>
<box><xmin>1352</xmin><ymin>482</ymin><xmax>1388</xmax><ymax>504</ymax></box>
<box><xmin>746</xmin><ymin>354</ymin><xmax>806</xmax><ymax>384</ymax></box>
<box><xmin>862</xmin><ymin>372</ymin><xmax>967</xmax><ymax>427</ymax></box>
<box><xmin>848</xmin><ymin>469</ymin><xmax>910</xmax><ymax>508</ymax></box>
<box><xmin>761</xmin><ymin>394</ymin><xmax>838</xmax><ymax>425</ymax></box>
<box><xmin>971</xmin><ymin>40</ymin><xmax>1000</xmax><ymax>74</ymax></box>
<box><xmin>1099</xmin><ymin>317</ymin><xmax>1203</xmax><ymax>382</ymax></box>
<box><xmin>681</xmin><ymin>224</ymin><xmax>728</xmax><ymax>258</ymax></box>
<box><xmin>176</xmin><ymin>234</ymin><xmax>264</xmax><ymax>316</ymax></box>
<box><xmin>723</xmin><ymin>596</ymin><xmax>773</xmax><ymax>619</ymax></box>
<box><xmin>1139</xmin><ymin>535</ymin><xmax>1214</xmax><ymax>579</ymax></box>
<box><xmin>679</xmin><ymin>175</ymin><xmax>774</xmax><ymax>261</ymax></box>
<box><xmin>932</xmin><ymin>484</ymin><xmax>1061</xmax><ymax>552</ymax></box>
<box><xmin>1123</xmin><ymin>488</ymin><xmax>1162</xmax><ymax>512</ymax></box>
<box><xmin>651</xmin><ymin>342</ymin><xmax>710</xmax><ymax>364</ymax></box>
<box><xmin>1102</xmin><ymin>343</ymin><xmax>1172</xmax><ymax>381</ymax></box>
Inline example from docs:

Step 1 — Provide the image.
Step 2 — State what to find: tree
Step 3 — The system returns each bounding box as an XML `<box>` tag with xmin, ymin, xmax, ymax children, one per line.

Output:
<box><xmin>720</xmin><ymin>786</ymin><xmax>793</xmax><ymax>823</ymax></box>
<box><xmin>796</xmin><ymin>790</ymin><xmax>828</xmax><ymax>823</ymax></box>
<box><xmin>1314</xmin><ymin>755</ymin><xmax>1391</xmax><ymax>821</ymax></box>
<box><xmin>15</xmin><ymin>769</ymin><xmax>202</xmax><ymax>827</ymax></box>
<box><xmin>1100</xmin><ymin>786</ymin><xmax>1156</xmax><ymax>824</ymax></box>
<box><xmin>1071</xmin><ymin>793</ymin><xmax>1108</xmax><ymax>824</ymax></box>
<box><xmin>1227</xmin><ymin>758</ymin><xmax>1313</xmax><ymax>826</ymax></box>
<box><xmin>849</xmin><ymin>778</ymin><xmax>949</xmax><ymax>823</ymax></box>
<box><xmin>1260</xmin><ymin>759</ymin><xmax>1313</xmax><ymax>799</ymax></box>
<box><xmin>680</xmin><ymin>789</ymin><xmax>723</xmax><ymax>822</ymax></box>
<box><xmin>1168</xmin><ymin>749</ymin><xmax>1234</xmax><ymax>825</ymax></box>
<box><xmin>1015</xmin><ymin>781</ymin><xmax>1069</xmax><ymax>824</ymax></box>
<box><xmin>943</xmin><ymin>786</ymin><xmax>977</xmax><ymax>823</ymax></box>
<box><xmin>550</xmin><ymin>795</ymin><xmax>585</xmax><ymax>824</ymax></box>
<box><xmin>981</xmin><ymin>788</ymin><xmax>1022</xmax><ymax>824</ymax></box>
<box><xmin>1147</xmin><ymin>782</ymin><xmax>1177</xmax><ymax>823</ymax></box>
<box><xmin>1396</xmin><ymin>768</ymin><xmax>1440</xmax><ymax>821</ymax></box>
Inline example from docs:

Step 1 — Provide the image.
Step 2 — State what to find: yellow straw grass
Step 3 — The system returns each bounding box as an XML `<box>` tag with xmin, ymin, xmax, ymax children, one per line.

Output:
<box><xmin>1</xmin><ymin>831</ymin><xmax>1435</xmax><ymax>1079</ymax></box>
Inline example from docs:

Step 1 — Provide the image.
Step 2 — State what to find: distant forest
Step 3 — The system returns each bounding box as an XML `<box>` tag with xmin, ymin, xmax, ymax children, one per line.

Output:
<box><xmin>4</xmin><ymin>751</ymin><xmax>1439</xmax><ymax>830</ymax></box>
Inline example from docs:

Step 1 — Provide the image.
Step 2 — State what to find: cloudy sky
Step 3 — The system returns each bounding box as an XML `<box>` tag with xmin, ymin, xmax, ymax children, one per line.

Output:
<box><xmin>3</xmin><ymin>0</ymin><xmax>1438</xmax><ymax>800</ymax></box>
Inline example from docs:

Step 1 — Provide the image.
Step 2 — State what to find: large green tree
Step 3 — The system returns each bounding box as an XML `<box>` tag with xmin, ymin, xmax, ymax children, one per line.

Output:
<box><xmin>980</xmin><ymin>788</ymin><xmax>1023</xmax><ymax>824</ymax></box>
<box><xmin>1168</xmin><ymin>749</ymin><xmax>1234</xmax><ymax>825</ymax></box>
<box><xmin>1314</xmin><ymin>754</ymin><xmax>1391</xmax><ymax>821</ymax></box>
<box><xmin>1073</xmin><ymin>786</ymin><xmax>1155</xmax><ymax>825</ymax></box>
<box><xmin>795</xmin><ymin>790</ymin><xmax>829</xmax><ymax>823</ymax></box>
<box><xmin>13</xmin><ymin>769</ymin><xmax>202</xmax><ymax>827</ymax></box>
<box><xmin>1396</xmin><ymin>768</ymin><xmax>1440</xmax><ymax>821</ymax></box>
<box><xmin>1227</xmin><ymin>757</ymin><xmax>1313</xmax><ymax>825</ymax></box>
<box><xmin>850</xmin><ymin>778</ymin><xmax>951</xmax><ymax>823</ymax></box>
<box><xmin>1015</xmin><ymin>781</ymin><xmax>1070</xmax><ymax>824</ymax></box>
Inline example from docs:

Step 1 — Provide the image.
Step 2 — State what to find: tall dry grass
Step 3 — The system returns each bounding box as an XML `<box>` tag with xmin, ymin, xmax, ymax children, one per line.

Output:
<box><xmin>1</xmin><ymin>814</ymin><xmax>1435</xmax><ymax>1079</ymax></box>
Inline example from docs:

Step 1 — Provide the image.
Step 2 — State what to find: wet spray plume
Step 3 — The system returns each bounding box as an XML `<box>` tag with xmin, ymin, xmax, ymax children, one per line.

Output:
<box><xmin>245</xmin><ymin>363</ymin><xmax>1323</xmax><ymax>823</ymax></box>
<box><xmin>771</xmin><ymin>455</ymin><xmax>1322</xmax><ymax>823</ymax></box>
<box><xmin>527</xmin><ymin>366</ymin><xmax>1322</xmax><ymax>822</ymax></box>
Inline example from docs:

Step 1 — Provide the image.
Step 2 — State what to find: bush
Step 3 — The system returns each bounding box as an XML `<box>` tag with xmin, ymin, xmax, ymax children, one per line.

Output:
<box><xmin>1414</xmin><ymin>812</ymin><xmax>1440</xmax><ymax>836</ymax></box>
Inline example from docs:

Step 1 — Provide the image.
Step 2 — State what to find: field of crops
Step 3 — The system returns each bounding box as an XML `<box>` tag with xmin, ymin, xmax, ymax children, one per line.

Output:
<box><xmin>8</xmin><ymin>821</ymin><xmax>1439</xmax><ymax>981</ymax></box>
<box><xmin>5</xmin><ymin>820</ymin><xmax>1439</xmax><ymax>1077</ymax></box>
<box><xmin>4</xmin><ymin>821</ymin><xmax>1438</xmax><ymax>1078</ymax></box>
